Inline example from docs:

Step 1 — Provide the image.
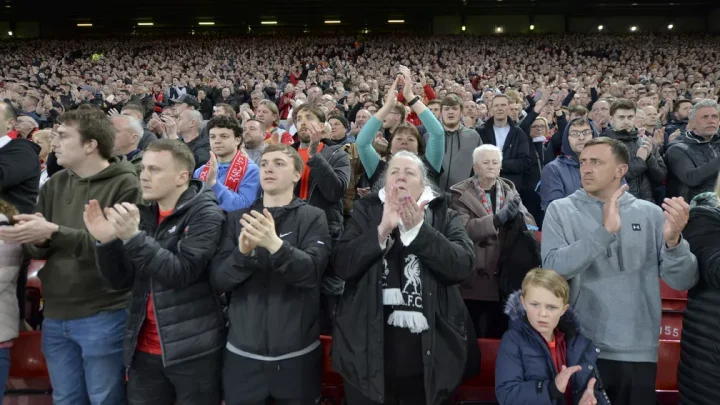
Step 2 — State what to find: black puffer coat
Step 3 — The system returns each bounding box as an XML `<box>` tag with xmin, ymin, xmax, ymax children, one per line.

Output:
<box><xmin>666</xmin><ymin>132</ymin><xmax>720</xmax><ymax>202</ymax></box>
<box><xmin>678</xmin><ymin>192</ymin><xmax>720</xmax><ymax>405</ymax></box>
<box><xmin>602</xmin><ymin>128</ymin><xmax>666</xmax><ymax>202</ymax></box>
<box><xmin>332</xmin><ymin>192</ymin><xmax>476</xmax><ymax>405</ymax></box>
<box><xmin>96</xmin><ymin>180</ymin><xmax>226</xmax><ymax>367</ymax></box>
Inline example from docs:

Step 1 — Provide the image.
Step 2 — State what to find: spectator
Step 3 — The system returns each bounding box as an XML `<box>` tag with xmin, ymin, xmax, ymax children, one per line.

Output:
<box><xmin>677</xmin><ymin>177</ymin><xmax>720</xmax><ymax>405</ymax></box>
<box><xmin>495</xmin><ymin>269</ymin><xmax>610</xmax><ymax>405</ymax></box>
<box><xmin>666</xmin><ymin>100</ymin><xmax>720</xmax><ymax>202</ymax></box>
<box><xmin>258</xmin><ymin>99</ymin><xmax>293</xmax><ymax>145</ymax></box>
<box><xmin>438</xmin><ymin>95</ymin><xmax>484</xmax><ymax>192</ymax></box>
<box><xmin>32</xmin><ymin>129</ymin><xmax>53</xmax><ymax>187</ymax></box>
<box><xmin>130</xmin><ymin>85</ymin><xmax>155</xmax><ymax>122</ymax></box>
<box><xmin>167</xmin><ymin>110</ymin><xmax>210</xmax><ymax>171</ymax></box>
<box><xmin>665</xmin><ymin>99</ymin><xmax>693</xmax><ymax>145</ymax></box>
<box><xmin>217</xmin><ymin>87</ymin><xmax>239</xmax><ymax>111</ymax></box>
<box><xmin>540</xmin><ymin>118</ymin><xmax>599</xmax><ymax>210</ymax></box>
<box><xmin>479</xmin><ymin>95</ymin><xmax>532</xmax><ymax>196</ymax></box>
<box><xmin>87</xmin><ymin>140</ymin><xmax>225</xmax><ymax>404</ymax></box>
<box><xmin>15</xmin><ymin>115</ymin><xmax>39</xmax><ymax>140</ymax></box>
<box><xmin>333</xmin><ymin>151</ymin><xmax>476</xmax><ymax>405</ymax></box>
<box><xmin>213</xmin><ymin>103</ymin><xmax>236</xmax><ymax>118</ymax></box>
<box><xmin>450</xmin><ymin>144</ymin><xmax>535</xmax><ymax>338</ymax></box>
<box><xmin>541</xmin><ymin>137</ymin><xmax>698</xmax><ymax>405</ymax></box>
<box><xmin>602</xmin><ymin>99</ymin><xmax>666</xmax><ymax>203</ymax></box>
<box><xmin>328</xmin><ymin>114</ymin><xmax>353</xmax><ymax>145</ymax></box>
<box><xmin>166</xmin><ymin>77</ymin><xmax>187</xmax><ymax>105</ymax></box>
<box><xmin>194</xmin><ymin>116</ymin><xmax>260</xmax><ymax>212</ymax></box>
<box><xmin>356</xmin><ymin>72</ymin><xmax>444</xmax><ymax>190</ymax></box>
<box><xmin>111</xmin><ymin>115</ymin><xmax>144</xmax><ymax>176</ymax></box>
<box><xmin>0</xmin><ymin>101</ymin><xmax>41</xmax><ymax>214</ymax></box>
<box><xmin>243</xmin><ymin>118</ymin><xmax>267</xmax><ymax>166</ymax></box>
<box><xmin>197</xmin><ymin>89</ymin><xmax>213</xmax><ymax>120</ymax></box>
<box><xmin>211</xmin><ymin>144</ymin><xmax>331</xmax><ymax>405</ymax></box>
<box><xmin>292</xmin><ymin>103</ymin><xmax>350</xmax><ymax>330</ymax></box>
<box><xmin>0</xmin><ymin>108</ymin><xmax>143</xmax><ymax>405</ymax></box>
<box><xmin>0</xmin><ymin>200</ymin><xmax>22</xmax><ymax>400</ymax></box>
<box><xmin>121</xmin><ymin>104</ymin><xmax>158</xmax><ymax>151</ymax></box>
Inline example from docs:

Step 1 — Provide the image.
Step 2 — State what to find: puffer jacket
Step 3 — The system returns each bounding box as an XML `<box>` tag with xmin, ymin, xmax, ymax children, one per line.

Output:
<box><xmin>332</xmin><ymin>192</ymin><xmax>476</xmax><ymax>405</ymax></box>
<box><xmin>602</xmin><ymin>127</ymin><xmax>666</xmax><ymax>202</ymax></box>
<box><xmin>95</xmin><ymin>180</ymin><xmax>226</xmax><ymax>367</ymax></box>
<box><xmin>539</xmin><ymin>119</ymin><xmax>599</xmax><ymax>211</ymax></box>
<box><xmin>665</xmin><ymin>132</ymin><xmax>720</xmax><ymax>202</ymax></box>
<box><xmin>678</xmin><ymin>192</ymin><xmax>720</xmax><ymax>405</ymax></box>
<box><xmin>495</xmin><ymin>291</ymin><xmax>611</xmax><ymax>405</ymax></box>
<box><xmin>450</xmin><ymin>177</ymin><xmax>534</xmax><ymax>302</ymax></box>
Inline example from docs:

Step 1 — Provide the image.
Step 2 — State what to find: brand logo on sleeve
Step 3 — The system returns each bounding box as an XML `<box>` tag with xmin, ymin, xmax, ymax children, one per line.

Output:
<box><xmin>632</xmin><ymin>224</ymin><xmax>641</xmax><ymax>231</ymax></box>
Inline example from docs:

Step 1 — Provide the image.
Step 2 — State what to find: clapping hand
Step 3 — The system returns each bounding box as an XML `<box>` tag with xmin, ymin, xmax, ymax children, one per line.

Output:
<box><xmin>603</xmin><ymin>184</ymin><xmax>628</xmax><ymax>235</ymax></box>
<box><xmin>204</xmin><ymin>152</ymin><xmax>219</xmax><ymax>186</ymax></box>
<box><xmin>83</xmin><ymin>200</ymin><xmax>116</xmax><ymax>243</ymax></box>
<box><xmin>578</xmin><ymin>378</ymin><xmax>598</xmax><ymax>405</ymax></box>
<box><xmin>399</xmin><ymin>195</ymin><xmax>428</xmax><ymax>230</ymax></box>
<box><xmin>104</xmin><ymin>203</ymin><xmax>141</xmax><ymax>241</ymax></box>
<box><xmin>239</xmin><ymin>209</ymin><xmax>282</xmax><ymax>254</ymax></box>
<box><xmin>379</xmin><ymin>185</ymin><xmax>401</xmax><ymax>241</ymax></box>
<box><xmin>661</xmin><ymin>197</ymin><xmax>689</xmax><ymax>248</ymax></box>
<box><xmin>399</xmin><ymin>65</ymin><xmax>415</xmax><ymax>101</ymax></box>
<box><xmin>554</xmin><ymin>365</ymin><xmax>582</xmax><ymax>393</ymax></box>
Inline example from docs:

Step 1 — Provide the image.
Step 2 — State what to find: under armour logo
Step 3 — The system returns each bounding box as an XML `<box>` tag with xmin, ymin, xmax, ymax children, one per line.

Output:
<box><xmin>632</xmin><ymin>224</ymin><xmax>641</xmax><ymax>231</ymax></box>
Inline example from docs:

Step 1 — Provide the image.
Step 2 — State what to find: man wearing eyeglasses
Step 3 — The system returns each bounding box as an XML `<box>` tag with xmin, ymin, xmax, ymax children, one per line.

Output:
<box><xmin>540</xmin><ymin>117</ymin><xmax>599</xmax><ymax>210</ymax></box>
<box><xmin>601</xmin><ymin>99</ymin><xmax>666</xmax><ymax>203</ymax></box>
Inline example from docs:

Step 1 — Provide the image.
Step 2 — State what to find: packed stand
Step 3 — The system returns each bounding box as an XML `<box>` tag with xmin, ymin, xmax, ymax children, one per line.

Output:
<box><xmin>0</xmin><ymin>32</ymin><xmax>719</xmax><ymax>405</ymax></box>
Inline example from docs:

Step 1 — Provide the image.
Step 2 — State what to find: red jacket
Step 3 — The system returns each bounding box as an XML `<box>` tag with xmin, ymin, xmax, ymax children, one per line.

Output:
<box><xmin>397</xmin><ymin>84</ymin><xmax>437</xmax><ymax>127</ymax></box>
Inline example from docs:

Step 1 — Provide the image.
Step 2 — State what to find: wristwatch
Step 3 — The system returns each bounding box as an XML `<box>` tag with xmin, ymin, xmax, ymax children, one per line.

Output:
<box><xmin>408</xmin><ymin>95</ymin><xmax>421</xmax><ymax>107</ymax></box>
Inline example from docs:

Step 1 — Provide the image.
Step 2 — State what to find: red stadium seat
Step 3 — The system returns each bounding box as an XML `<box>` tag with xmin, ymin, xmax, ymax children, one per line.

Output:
<box><xmin>655</xmin><ymin>340</ymin><xmax>681</xmax><ymax>405</ymax></box>
<box><xmin>25</xmin><ymin>260</ymin><xmax>45</xmax><ymax>329</ymax></box>
<box><xmin>454</xmin><ymin>339</ymin><xmax>500</xmax><ymax>404</ymax></box>
<box><xmin>660</xmin><ymin>280</ymin><xmax>687</xmax><ymax>312</ymax></box>
<box><xmin>5</xmin><ymin>331</ymin><xmax>52</xmax><ymax>397</ymax></box>
<box><xmin>660</xmin><ymin>311</ymin><xmax>683</xmax><ymax>340</ymax></box>
<box><xmin>320</xmin><ymin>335</ymin><xmax>344</xmax><ymax>405</ymax></box>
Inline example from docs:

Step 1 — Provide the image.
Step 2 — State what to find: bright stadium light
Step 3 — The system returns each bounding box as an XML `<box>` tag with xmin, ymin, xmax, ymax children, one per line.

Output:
<box><xmin>388</xmin><ymin>20</ymin><xmax>405</xmax><ymax>23</ymax></box>
<box><xmin>630</xmin><ymin>26</ymin><xmax>637</xmax><ymax>32</ymax></box>
<box><xmin>261</xmin><ymin>21</ymin><xmax>278</xmax><ymax>25</ymax></box>
<box><xmin>7</xmin><ymin>31</ymin><xmax>12</xmax><ymax>36</ymax></box>
<box><xmin>137</xmin><ymin>22</ymin><xmax>154</xmax><ymax>26</ymax></box>
<box><xmin>77</xmin><ymin>23</ymin><xmax>93</xmax><ymax>27</ymax></box>
<box><xmin>529</xmin><ymin>24</ymin><xmax>535</xmax><ymax>30</ymax></box>
<box><xmin>598</xmin><ymin>25</ymin><xmax>604</xmax><ymax>31</ymax></box>
<box><xmin>325</xmin><ymin>20</ymin><xmax>341</xmax><ymax>24</ymax></box>
<box><xmin>667</xmin><ymin>24</ymin><xmax>674</xmax><ymax>29</ymax></box>
<box><xmin>199</xmin><ymin>22</ymin><xmax>215</xmax><ymax>26</ymax></box>
<box><xmin>495</xmin><ymin>26</ymin><xmax>504</xmax><ymax>33</ymax></box>
<box><xmin>461</xmin><ymin>25</ymin><xmax>466</xmax><ymax>31</ymax></box>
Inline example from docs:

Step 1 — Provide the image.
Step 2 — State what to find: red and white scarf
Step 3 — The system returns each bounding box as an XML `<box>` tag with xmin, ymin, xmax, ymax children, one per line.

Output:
<box><xmin>199</xmin><ymin>151</ymin><xmax>248</xmax><ymax>192</ymax></box>
<box><xmin>472</xmin><ymin>177</ymin><xmax>506</xmax><ymax>215</ymax></box>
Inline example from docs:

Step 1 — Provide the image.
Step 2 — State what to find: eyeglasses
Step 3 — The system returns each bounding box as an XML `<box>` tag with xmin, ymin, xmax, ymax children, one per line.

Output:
<box><xmin>569</xmin><ymin>130</ymin><xmax>593</xmax><ymax>138</ymax></box>
<box><xmin>530</xmin><ymin>124</ymin><xmax>546</xmax><ymax>130</ymax></box>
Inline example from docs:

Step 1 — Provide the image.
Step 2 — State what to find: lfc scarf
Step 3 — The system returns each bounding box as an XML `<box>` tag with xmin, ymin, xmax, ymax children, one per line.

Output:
<box><xmin>199</xmin><ymin>151</ymin><xmax>248</xmax><ymax>192</ymax></box>
<box><xmin>472</xmin><ymin>177</ymin><xmax>506</xmax><ymax>215</ymax></box>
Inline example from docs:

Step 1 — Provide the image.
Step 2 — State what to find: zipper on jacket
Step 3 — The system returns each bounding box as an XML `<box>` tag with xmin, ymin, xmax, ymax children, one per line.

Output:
<box><xmin>616</xmin><ymin>231</ymin><xmax>625</xmax><ymax>272</ymax></box>
<box><xmin>150</xmin><ymin>281</ymin><xmax>168</xmax><ymax>366</ymax></box>
<box><xmin>446</xmin><ymin>134</ymin><xmax>456</xmax><ymax>191</ymax></box>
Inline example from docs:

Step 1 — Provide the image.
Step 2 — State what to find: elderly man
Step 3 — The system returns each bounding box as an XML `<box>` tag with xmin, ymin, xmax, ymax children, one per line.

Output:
<box><xmin>111</xmin><ymin>115</ymin><xmax>144</xmax><ymax>176</ymax></box>
<box><xmin>15</xmin><ymin>115</ymin><xmax>39</xmax><ymax>140</ymax></box>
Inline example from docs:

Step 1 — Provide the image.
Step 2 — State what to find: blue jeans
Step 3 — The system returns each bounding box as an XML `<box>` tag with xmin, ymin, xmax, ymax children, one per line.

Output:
<box><xmin>0</xmin><ymin>347</ymin><xmax>9</xmax><ymax>399</ymax></box>
<box><xmin>42</xmin><ymin>310</ymin><xmax>127</xmax><ymax>405</ymax></box>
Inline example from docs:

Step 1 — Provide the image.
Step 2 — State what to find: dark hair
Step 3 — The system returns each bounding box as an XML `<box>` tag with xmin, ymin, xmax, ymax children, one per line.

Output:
<box><xmin>245</xmin><ymin>118</ymin><xmax>266</xmax><ymax>131</ymax></box>
<box><xmin>440</xmin><ymin>95</ymin><xmax>463</xmax><ymax>108</ymax></box>
<box><xmin>207</xmin><ymin>115</ymin><xmax>243</xmax><ymax>140</ymax></box>
<box><xmin>609</xmin><ymin>99</ymin><xmax>637</xmax><ymax>116</ymax></box>
<box><xmin>215</xmin><ymin>103</ymin><xmax>235</xmax><ymax>116</ymax></box>
<box><xmin>0</xmin><ymin>199</ymin><xmax>19</xmax><ymax>226</ymax></box>
<box><xmin>387</xmin><ymin>123</ymin><xmax>425</xmax><ymax>159</ymax></box>
<box><xmin>59</xmin><ymin>109</ymin><xmax>115</xmax><ymax>160</ymax></box>
<box><xmin>293</xmin><ymin>103</ymin><xmax>326</xmax><ymax>123</ymax></box>
<box><xmin>391</xmin><ymin>102</ymin><xmax>406</xmax><ymax>123</ymax></box>
<box><xmin>569</xmin><ymin>105</ymin><xmax>588</xmax><ymax>117</ymax></box>
<box><xmin>145</xmin><ymin>139</ymin><xmax>195</xmax><ymax>177</ymax></box>
<box><xmin>121</xmin><ymin>103</ymin><xmax>144</xmax><ymax>117</ymax></box>
<box><xmin>674</xmin><ymin>99</ymin><xmax>693</xmax><ymax>112</ymax></box>
<box><xmin>427</xmin><ymin>99</ymin><xmax>442</xmax><ymax>107</ymax></box>
<box><xmin>583</xmin><ymin>137</ymin><xmax>630</xmax><ymax>165</ymax></box>
<box><xmin>261</xmin><ymin>143</ymin><xmax>304</xmax><ymax>175</ymax></box>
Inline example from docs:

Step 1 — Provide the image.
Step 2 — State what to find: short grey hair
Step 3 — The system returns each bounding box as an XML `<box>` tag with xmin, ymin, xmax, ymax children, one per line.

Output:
<box><xmin>383</xmin><ymin>150</ymin><xmax>430</xmax><ymax>188</ymax></box>
<box><xmin>472</xmin><ymin>144</ymin><xmax>503</xmax><ymax>164</ymax></box>
<box><xmin>689</xmin><ymin>99</ymin><xmax>720</xmax><ymax>121</ymax></box>
<box><xmin>186</xmin><ymin>110</ymin><xmax>203</xmax><ymax>126</ymax></box>
<box><xmin>116</xmin><ymin>115</ymin><xmax>143</xmax><ymax>139</ymax></box>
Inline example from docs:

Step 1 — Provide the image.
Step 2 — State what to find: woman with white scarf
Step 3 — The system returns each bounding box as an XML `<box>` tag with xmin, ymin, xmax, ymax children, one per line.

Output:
<box><xmin>332</xmin><ymin>151</ymin><xmax>476</xmax><ymax>405</ymax></box>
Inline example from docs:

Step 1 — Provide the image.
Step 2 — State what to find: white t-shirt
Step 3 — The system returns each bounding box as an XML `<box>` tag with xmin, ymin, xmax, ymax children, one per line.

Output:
<box><xmin>493</xmin><ymin>125</ymin><xmax>511</xmax><ymax>151</ymax></box>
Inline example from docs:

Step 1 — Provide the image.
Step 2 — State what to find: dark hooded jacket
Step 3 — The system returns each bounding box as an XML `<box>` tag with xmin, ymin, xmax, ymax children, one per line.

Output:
<box><xmin>665</xmin><ymin>132</ymin><xmax>720</xmax><ymax>203</ymax></box>
<box><xmin>495</xmin><ymin>291</ymin><xmax>611</xmax><ymax>405</ymax></box>
<box><xmin>332</xmin><ymin>192</ymin><xmax>476</xmax><ymax>405</ymax></box>
<box><xmin>678</xmin><ymin>192</ymin><xmax>720</xmax><ymax>405</ymax></box>
<box><xmin>601</xmin><ymin>127</ymin><xmax>666</xmax><ymax>202</ymax></box>
<box><xmin>478</xmin><ymin>117</ymin><xmax>532</xmax><ymax>191</ymax></box>
<box><xmin>95</xmin><ymin>180</ymin><xmax>226</xmax><ymax>367</ymax></box>
<box><xmin>0</xmin><ymin>138</ymin><xmax>41</xmax><ymax>214</ymax></box>
<box><xmin>539</xmin><ymin>119</ymin><xmax>599</xmax><ymax>211</ymax></box>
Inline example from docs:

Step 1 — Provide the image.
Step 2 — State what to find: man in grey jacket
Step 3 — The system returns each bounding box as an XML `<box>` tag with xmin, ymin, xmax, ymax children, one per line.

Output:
<box><xmin>541</xmin><ymin>137</ymin><xmax>698</xmax><ymax>405</ymax></box>
<box><xmin>437</xmin><ymin>95</ymin><xmax>483</xmax><ymax>192</ymax></box>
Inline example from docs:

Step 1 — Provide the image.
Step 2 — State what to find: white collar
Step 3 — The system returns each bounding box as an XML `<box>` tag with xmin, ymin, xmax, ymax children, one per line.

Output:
<box><xmin>0</xmin><ymin>135</ymin><xmax>11</xmax><ymax>149</ymax></box>
<box><xmin>379</xmin><ymin>186</ymin><xmax>437</xmax><ymax>206</ymax></box>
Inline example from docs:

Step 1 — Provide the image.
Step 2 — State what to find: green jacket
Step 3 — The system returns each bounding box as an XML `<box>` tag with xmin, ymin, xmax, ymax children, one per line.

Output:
<box><xmin>25</xmin><ymin>156</ymin><xmax>142</xmax><ymax>320</ymax></box>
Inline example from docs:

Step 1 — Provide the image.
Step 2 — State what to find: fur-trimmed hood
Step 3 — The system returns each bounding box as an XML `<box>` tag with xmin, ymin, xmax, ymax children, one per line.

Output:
<box><xmin>504</xmin><ymin>290</ymin><xmax>582</xmax><ymax>337</ymax></box>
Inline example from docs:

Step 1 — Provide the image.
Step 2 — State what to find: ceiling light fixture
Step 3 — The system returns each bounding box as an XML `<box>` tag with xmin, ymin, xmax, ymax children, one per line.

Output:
<box><xmin>260</xmin><ymin>21</ymin><xmax>278</xmax><ymax>25</ymax></box>
<box><xmin>137</xmin><ymin>22</ymin><xmax>154</xmax><ymax>26</ymax></box>
<box><xmin>199</xmin><ymin>22</ymin><xmax>215</xmax><ymax>26</ymax></box>
<box><xmin>667</xmin><ymin>24</ymin><xmax>674</xmax><ymax>29</ymax></box>
<box><xmin>630</xmin><ymin>26</ymin><xmax>637</xmax><ymax>32</ymax></box>
<box><xmin>388</xmin><ymin>20</ymin><xmax>405</xmax><ymax>23</ymax></box>
<box><xmin>325</xmin><ymin>20</ymin><xmax>341</xmax><ymax>24</ymax></box>
<box><xmin>598</xmin><ymin>25</ymin><xmax>604</xmax><ymax>31</ymax></box>
<box><xmin>77</xmin><ymin>23</ymin><xmax>93</xmax><ymax>27</ymax></box>
<box><xmin>530</xmin><ymin>24</ymin><xmax>535</xmax><ymax>30</ymax></box>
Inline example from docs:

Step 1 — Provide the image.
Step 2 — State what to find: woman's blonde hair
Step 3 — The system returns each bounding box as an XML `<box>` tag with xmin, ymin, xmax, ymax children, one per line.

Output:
<box><xmin>521</xmin><ymin>268</ymin><xmax>570</xmax><ymax>305</ymax></box>
<box><xmin>258</xmin><ymin>99</ymin><xmax>280</xmax><ymax>125</ymax></box>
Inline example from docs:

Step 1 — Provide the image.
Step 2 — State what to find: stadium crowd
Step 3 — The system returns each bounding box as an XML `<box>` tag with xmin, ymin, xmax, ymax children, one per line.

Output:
<box><xmin>0</xmin><ymin>33</ymin><xmax>719</xmax><ymax>405</ymax></box>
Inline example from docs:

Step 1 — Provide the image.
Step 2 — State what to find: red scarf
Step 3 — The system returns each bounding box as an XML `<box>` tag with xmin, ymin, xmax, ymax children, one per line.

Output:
<box><xmin>199</xmin><ymin>151</ymin><xmax>248</xmax><ymax>192</ymax></box>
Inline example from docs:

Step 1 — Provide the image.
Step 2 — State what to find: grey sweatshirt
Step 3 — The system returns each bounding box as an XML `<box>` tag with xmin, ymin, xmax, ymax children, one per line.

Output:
<box><xmin>436</xmin><ymin>127</ymin><xmax>483</xmax><ymax>192</ymax></box>
<box><xmin>541</xmin><ymin>189</ymin><xmax>698</xmax><ymax>362</ymax></box>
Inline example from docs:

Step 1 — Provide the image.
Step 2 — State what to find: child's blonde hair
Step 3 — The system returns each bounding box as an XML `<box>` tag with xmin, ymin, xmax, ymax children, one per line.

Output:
<box><xmin>521</xmin><ymin>268</ymin><xmax>570</xmax><ymax>305</ymax></box>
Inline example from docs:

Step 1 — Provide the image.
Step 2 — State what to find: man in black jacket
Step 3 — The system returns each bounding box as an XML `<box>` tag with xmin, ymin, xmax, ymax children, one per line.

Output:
<box><xmin>0</xmin><ymin>101</ymin><xmax>41</xmax><ymax>214</ymax></box>
<box><xmin>211</xmin><ymin>143</ymin><xmax>331</xmax><ymax>405</ymax></box>
<box><xmin>478</xmin><ymin>95</ymin><xmax>532</xmax><ymax>191</ymax></box>
<box><xmin>602</xmin><ymin>99</ymin><xmax>666</xmax><ymax>202</ymax></box>
<box><xmin>85</xmin><ymin>139</ymin><xmax>225</xmax><ymax>405</ymax></box>
<box><xmin>666</xmin><ymin>99</ymin><xmax>720</xmax><ymax>202</ymax></box>
<box><xmin>292</xmin><ymin>103</ymin><xmax>350</xmax><ymax>330</ymax></box>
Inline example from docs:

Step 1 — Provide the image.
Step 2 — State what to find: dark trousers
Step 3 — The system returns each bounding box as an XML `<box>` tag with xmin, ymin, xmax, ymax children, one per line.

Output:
<box><xmin>597</xmin><ymin>359</ymin><xmax>657</xmax><ymax>405</ymax></box>
<box><xmin>464</xmin><ymin>300</ymin><xmax>508</xmax><ymax>339</ymax></box>
<box><xmin>127</xmin><ymin>350</ymin><xmax>222</xmax><ymax>405</ymax></box>
<box><xmin>344</xmin><ymin>376</ymin><xmax>427</xmax><ymax>405</ymax></box>
<box><xmin>222</xmin><ymin>346</ymin><xmax>322</xmax><ymax>405</ymax></box>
